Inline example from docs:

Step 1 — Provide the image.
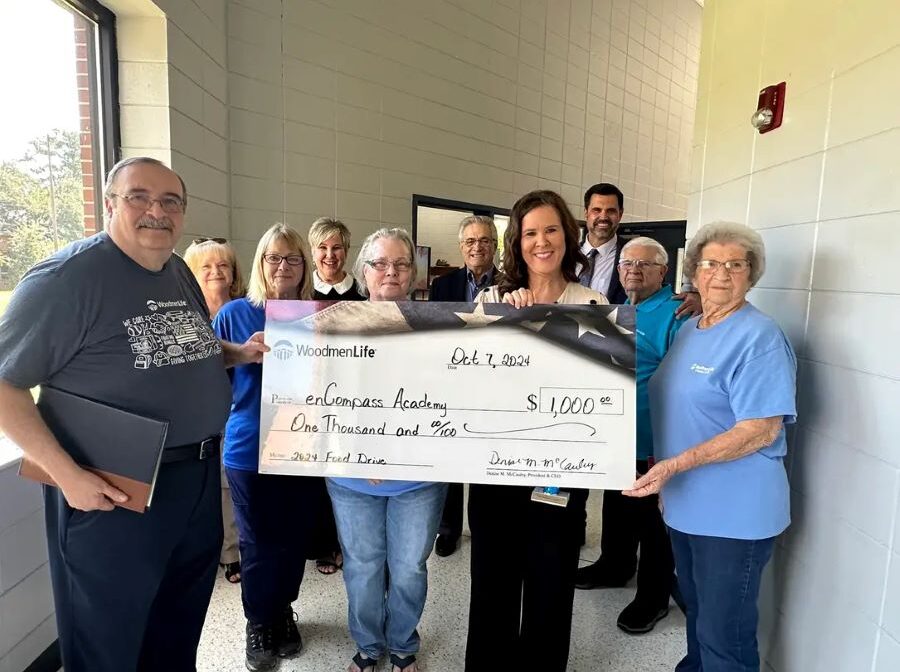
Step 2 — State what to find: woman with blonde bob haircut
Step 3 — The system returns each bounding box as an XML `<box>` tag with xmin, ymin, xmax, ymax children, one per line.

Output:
<box><xmin>183</xmin><ymin>237</ymin><xmax>247</xmax><ymax>584</ymax></box>
<box><xmin>213</xmin><ymin>223</ymin><xmax>318</xmax><ymax>671</ymax></box>
<box><xmin>309</xmin><ymin>217</ymin><xmax>364</xmax><ymax>301</ymax></box>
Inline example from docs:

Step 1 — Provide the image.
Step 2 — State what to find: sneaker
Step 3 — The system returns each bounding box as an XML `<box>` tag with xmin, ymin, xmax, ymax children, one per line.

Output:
<box><xmin>245</xmin><ymin>621</ymin><xmax>277</xmax><ymax>671</ymax></box>
<box><xmin>616</xmin><ymin>599</ymin><xmax>670</xmax><ymax>634</ymax></box>
<box><xmin>275</xmin><ymin>606</ymin><xmax>303</xmax><ymax>658</ymax></box>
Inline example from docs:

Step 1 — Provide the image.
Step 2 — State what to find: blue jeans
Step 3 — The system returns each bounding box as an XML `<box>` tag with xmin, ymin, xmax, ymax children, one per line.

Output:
<box><xmin>669</xmin><ymin>528</ymin><xmax>776</xmax><ymax>672</ymax></box>
<box><xmin>327</xmin><ymin>481</ymin><xmax>448</xmax><ymax>659</ymax></box>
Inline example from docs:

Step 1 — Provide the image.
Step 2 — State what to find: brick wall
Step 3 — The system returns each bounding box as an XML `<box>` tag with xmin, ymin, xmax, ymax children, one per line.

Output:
<box><xmin>74</xmin><ymin>14</ymin><xmax>99</xmax><ymax>237</ymax></box>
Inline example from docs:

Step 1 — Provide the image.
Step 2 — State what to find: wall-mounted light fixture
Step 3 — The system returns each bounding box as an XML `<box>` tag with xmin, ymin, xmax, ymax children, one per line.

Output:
<box><xmin>751</xmin><ymin>82</ymin><xmax>786</xmax><ymax>134</ymax></box>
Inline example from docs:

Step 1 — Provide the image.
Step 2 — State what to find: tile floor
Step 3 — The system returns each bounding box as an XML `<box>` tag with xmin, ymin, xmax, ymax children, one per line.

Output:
<box><xmin>197</xmin><ymin>490</ymin><xmax>686</xmax><ymax>671</ymax></box>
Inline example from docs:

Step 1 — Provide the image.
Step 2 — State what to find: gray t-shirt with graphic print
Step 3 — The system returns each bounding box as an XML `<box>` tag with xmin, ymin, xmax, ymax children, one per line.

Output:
<box><xmin>0</xmin><ymin>232</ymin><xmax>232</xmax><ymax>447</ymax></box>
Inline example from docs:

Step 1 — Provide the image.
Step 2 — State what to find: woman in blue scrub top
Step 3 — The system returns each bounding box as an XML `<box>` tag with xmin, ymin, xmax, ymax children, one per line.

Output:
<box><xmin>213</xmin><ymin>223</ymin><xmax>317</xmax><ymax>672</ymax></box>
<box><xmin>624</xmin><ymin>221</ymin><xmax>797</xmax><ymax>672</ymax></box>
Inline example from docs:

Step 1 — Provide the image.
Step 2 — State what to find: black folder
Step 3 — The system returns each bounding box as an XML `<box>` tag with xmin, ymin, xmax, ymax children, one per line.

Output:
<box><xmin>18</xmin><ymin>386</ymin><xmax>169</xmax><ymax>513</ymax></box>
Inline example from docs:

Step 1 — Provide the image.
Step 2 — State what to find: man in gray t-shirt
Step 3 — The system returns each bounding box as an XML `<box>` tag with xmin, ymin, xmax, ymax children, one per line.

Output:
<box><xmin>0</xmin><ymin>157</ymin><xmax>266</xmax><ymax>672</ymax></box>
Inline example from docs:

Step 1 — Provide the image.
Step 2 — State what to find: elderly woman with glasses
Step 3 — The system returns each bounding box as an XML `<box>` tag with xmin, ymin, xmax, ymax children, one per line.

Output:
<box><xmin>327</xmin><ymin>228</ymin><xmax>447</xmax><ymax>672</ymax></box>
<box><xmin>184</xmin><ymin>238</ymin><xmax>247</xmax><ymax>584</ymax></box>
<box><xmin>213</xmin><ymin>223</ymin><xmax>319</xmax><ymax>672</ymax></box>
<box><xmin>624</xmin><ymin>221</ymin><xmax>797</xmax><ymax>672</ymax></box>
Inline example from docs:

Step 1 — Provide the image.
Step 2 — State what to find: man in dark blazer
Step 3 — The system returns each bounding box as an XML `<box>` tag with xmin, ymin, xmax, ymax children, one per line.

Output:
<box><xmin>428</xmin><ymin>214</ymin><xmax>499</xmax><ymax>557</ymax></box>
<box><xmin>578</xmin><ymin>182</ymin><xmax>628</xmax><ymax>304</ymax></box>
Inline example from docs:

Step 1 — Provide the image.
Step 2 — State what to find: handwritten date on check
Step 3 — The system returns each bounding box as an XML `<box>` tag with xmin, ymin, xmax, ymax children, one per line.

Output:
<box><xmin>258</xmin><ymin>300</ymin><xmax>636</xmax><ymax>490</ymax></box>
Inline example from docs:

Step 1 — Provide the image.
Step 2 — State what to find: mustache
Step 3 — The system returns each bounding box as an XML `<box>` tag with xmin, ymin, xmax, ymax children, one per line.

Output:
<box><xmin>137</xmin><ymin>215</ymin><xmax>174</xmax><ymax>230</ymax></box>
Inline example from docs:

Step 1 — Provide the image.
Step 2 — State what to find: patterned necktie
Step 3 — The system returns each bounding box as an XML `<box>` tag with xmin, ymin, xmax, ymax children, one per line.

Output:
<box><xmin>580</xmin><ymin>248</ymin><xmax>598</xmax><ymax>287</ymax></box>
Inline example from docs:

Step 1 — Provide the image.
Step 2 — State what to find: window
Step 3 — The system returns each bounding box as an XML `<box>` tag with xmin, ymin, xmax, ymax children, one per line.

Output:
<box><xmin>0</xmin><ymin>0</ymin><xmax>119</xmax><ymax>297</ymax></box>
<box><xmin>0</xmin><ymin>0</ymin><xmax>118</xmax><ymax>444</ymax></box>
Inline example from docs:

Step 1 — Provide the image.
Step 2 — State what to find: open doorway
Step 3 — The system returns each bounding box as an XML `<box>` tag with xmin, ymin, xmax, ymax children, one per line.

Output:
<box><xmin>410</xmin><ymin>195</ymin><xmax>510</xmax><ymax>300</ymax></box>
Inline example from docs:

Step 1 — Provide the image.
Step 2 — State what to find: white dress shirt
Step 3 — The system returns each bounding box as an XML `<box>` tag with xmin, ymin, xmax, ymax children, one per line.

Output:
<box><xmin>578</xmin><ymin>235</ymin><xmax>618</xmax><ymax>295</ymax></box>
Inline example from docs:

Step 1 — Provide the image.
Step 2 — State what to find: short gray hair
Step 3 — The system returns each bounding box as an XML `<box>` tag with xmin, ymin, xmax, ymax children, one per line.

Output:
<box><xmin>684</xmin><ymin>222</ymin><xmax>766</xmax><ymax>286</ymax></box>
<box><xmin>621</xmin><ymin>236</ymin><xmax>668</xmax><ymax>265</ymax></box>
<box><xmin>457</xmin><ymin>215</ymin><xmax>497</xmax><ymax>242</ymax></box>
<box><xmin>103</xmin><ymin>157</ymin><xmax>188</xmax><ymax>211</ymax></box>
<box><xmin>352</xmin><ymin>227</ymin><xmax>418</xmax><ymax>298</ymax></box>
<box><xmin>309</xmin><ymin>217</ymin><xmax>351</xmax><ymax>250</ymax></box>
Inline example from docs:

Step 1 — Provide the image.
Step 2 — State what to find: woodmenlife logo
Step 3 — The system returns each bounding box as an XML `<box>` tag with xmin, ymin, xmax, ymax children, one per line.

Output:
<box><xmin>272</xmin><ymin>341</ymin><xmax>376</xmax><ymax>361</ymax></box>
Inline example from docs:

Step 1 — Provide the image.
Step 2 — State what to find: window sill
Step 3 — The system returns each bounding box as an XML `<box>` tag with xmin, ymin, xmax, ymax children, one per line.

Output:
<box><xmin>0</xmin><ymin>435</ymin><xmax>23</xmax><ymax>471</ymax></box>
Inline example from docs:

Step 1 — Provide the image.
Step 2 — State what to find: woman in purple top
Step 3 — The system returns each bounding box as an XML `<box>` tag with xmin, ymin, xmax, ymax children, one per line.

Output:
<box><xmin>329</xmin><ymin>227</ymin><xmax>447</xmax><ymax>672</ymax></box>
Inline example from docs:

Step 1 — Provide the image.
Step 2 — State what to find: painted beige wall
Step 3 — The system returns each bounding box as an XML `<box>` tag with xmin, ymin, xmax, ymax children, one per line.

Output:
<box><xmin>691</xmin><ymin>2</ymin><xmax>900</xmax><ymax>671</ymax></box>
<box><xmin>129</xmin><ymin>0</ymin><xmax>701</xmax><ymax>268</ymax></box>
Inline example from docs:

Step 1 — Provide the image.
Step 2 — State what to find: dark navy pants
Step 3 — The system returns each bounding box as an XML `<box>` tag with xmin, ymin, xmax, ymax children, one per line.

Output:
<box><xmin>225</xmin><ymin>467</ymin><xmax>319</xmax><ymax>626</ymax></box>
<box><xmin>44</xmin><ymin>456</ymin><xmax>222</xmax><ymax>672</ymax></box>
<box><xmin>670</xmin><ymin>528</ymin><xmax>776</xmax><ymax>672</ymax></box>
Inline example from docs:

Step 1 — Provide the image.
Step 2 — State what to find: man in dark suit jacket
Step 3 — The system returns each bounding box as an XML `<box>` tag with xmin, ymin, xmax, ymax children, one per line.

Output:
<box><xmin>578</xmin><ymin>182</ymin><xmax>628</xmax><ymax>303</ymax></box>
<box><xmin>428</xmin><ymin>214</ymin><xmax>499</xmax><ymax>557</ymax></box>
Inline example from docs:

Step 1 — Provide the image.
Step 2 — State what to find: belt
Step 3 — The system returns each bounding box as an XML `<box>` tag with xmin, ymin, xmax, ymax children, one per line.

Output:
<box><xmin>161</xmin><ymin>435</ymin><xmax>221</xmax><ymax>464</ymax></box>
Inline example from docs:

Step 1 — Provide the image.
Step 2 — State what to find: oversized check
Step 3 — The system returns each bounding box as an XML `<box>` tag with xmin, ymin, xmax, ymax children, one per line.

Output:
<box><xmin>259</xmin><ymin>300</ymin><xmax>636</xmax><ymax>490</ymax></box>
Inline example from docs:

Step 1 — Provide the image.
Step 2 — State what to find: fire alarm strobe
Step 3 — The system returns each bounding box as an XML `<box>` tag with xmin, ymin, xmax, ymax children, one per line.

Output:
<box><xmin>751</xmin><ymin>82</ymin><xmax>786</xmax><ymax>134</ymax></box>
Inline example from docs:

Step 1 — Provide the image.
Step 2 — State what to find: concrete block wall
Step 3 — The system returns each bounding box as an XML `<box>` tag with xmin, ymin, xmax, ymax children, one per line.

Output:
<box><xmin>221</xmin><ymin>0</ymin><xmax>701</xmax><ymax>263</ymax></box>
<box><xmin>691</xmin><ymin>1</ymin><xmax>900</xmax><ymax>670</ymax></box>
<box><xmin>0</xmin><ymin>448</ymin><xmax>55</xmax><ymax>672</ymax></box>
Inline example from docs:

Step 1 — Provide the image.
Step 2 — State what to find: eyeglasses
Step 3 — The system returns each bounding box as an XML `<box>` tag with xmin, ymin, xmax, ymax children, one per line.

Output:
<box><xmin>111</xmin><ymin>192</ymin><xmax>185</xmax><ymax>214</ymax></box>
<box><xmin>366</xmin><ymin>259</ymin><xmax>412</xmax><ymax>272</ymax></box>
<box><xmin>618</xmin><ymin>259</ymin><xmax>664</xmax><ymax>270</ymax></box>
<box><xmin>697</xmin><ymin>259</ymin><xmax>751</xmax><ymax>274</ymax></box>
<box><xmin>263</xmin><ymin>253</ymin><xmax>304</xmax><ymax>266</ymax></box>
<box><xmin>192</xmin><ymin>237</ymin><xmax>227</xmax><ymax>244</ymax></box>
<box><xmin>461</xmin><ymin>237</ymin><xmax>496</xmax><ymax>248</ymax></box>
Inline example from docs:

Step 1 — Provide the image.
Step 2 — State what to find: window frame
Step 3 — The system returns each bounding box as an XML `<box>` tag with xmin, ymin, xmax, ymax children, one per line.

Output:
<box><xmin>55</xmin><ymin>0</ymin><xmax>121</xmax><ymax>224</ymax></box>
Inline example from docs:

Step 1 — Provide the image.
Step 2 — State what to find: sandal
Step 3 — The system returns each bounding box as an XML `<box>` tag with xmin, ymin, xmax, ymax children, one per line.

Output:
<box><xmin>222</xmin><ymin>561</ymin><xmax>241</xmax><ymax>584</ymax></box>
<box><xmin>390</xmin><ymin>653</ymin><xmax>418</xmax><ymax>672</ymax></box>
<box><xmin>316</xmin><ymin>551</ymin><xmax>343</xmax><ymax>575</ymax></box>
<box><xmin>349</xmin><ymin>652</ymin><xmax>378</xmax><ymax>672</ymax></box>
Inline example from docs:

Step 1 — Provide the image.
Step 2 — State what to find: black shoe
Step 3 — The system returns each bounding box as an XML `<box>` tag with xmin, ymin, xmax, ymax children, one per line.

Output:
<box><xmin>245</xmin><ymin>621</ymin><xmax>277</xmax><ymax>671</ymax></box>
<box><xmin>275</xmin><ymin>606</ymin><xmax>303</xmax><ymax>658</ymax></box>
<box><xmin>617</xmin><ymin>599</ymin><xmax>670</xmax><ymax>634</ymax></box>
<box><xmin>435</xmin><ymin>533</ymin><xmax>459</xmax><ymax>557</ymax></box>
<box><xmin>574</xmin><ymin>562</ymin><xmax>632</xmax><ymax>590</ymax></box>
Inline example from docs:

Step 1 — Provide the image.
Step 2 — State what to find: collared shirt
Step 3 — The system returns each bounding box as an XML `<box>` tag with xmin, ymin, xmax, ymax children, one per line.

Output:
<box><xmin>579</xmin><ymin>235</ymin><xmax>618</xmax><ymax>295</ymax></box>
<box><xmin>627</xmin><ymin>285</ymin><xmax>688</xmax><ymax>460</ymax></box>
<box><xmin>465</xmin><ymin>267</ymin><xmax>494</xmax><ymax>302</ymax></box>
<box><xmin>314</xmin><ymin>270</ymin><xmax>356</xmax><ymax>296</ymax></box>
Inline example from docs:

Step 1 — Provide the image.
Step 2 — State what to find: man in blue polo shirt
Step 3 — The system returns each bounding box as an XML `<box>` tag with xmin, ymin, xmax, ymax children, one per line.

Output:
<box><xmin>575</xmin><ymin>236</ymin><xmax>687</xmax><ymax>634</ymax></box>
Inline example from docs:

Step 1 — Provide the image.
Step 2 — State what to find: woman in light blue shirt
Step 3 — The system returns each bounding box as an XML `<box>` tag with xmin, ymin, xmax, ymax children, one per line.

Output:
<box><xmin>624</xmin><ymin>222</ymin><xmax>797</xmax><ymax>672</ymax></box>
<box><xmin>329</xmin><ymin>228</ymin><xmax>447</xmax><ymax>672</ymax></box>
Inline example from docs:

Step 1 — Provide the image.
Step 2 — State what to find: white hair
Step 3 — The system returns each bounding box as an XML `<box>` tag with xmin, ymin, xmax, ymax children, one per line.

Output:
<box><xmin>457</xmin><ymin>215</ymin><xmax>498</xmax><ymax>242</ymax></box>
<box><xmin>684</xmin><ymin>222</ymin><xmax>766</xmax><ymax>286</ymax></box>
<box><xmin>621</xmin><ymin>236</ymin><xmax>668</xmax><ymax>265</ymax></box>
<box><xmin>352</xmin><ymin>227</ymin><xmax>417</xmax><ymax>298</ymax></box>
